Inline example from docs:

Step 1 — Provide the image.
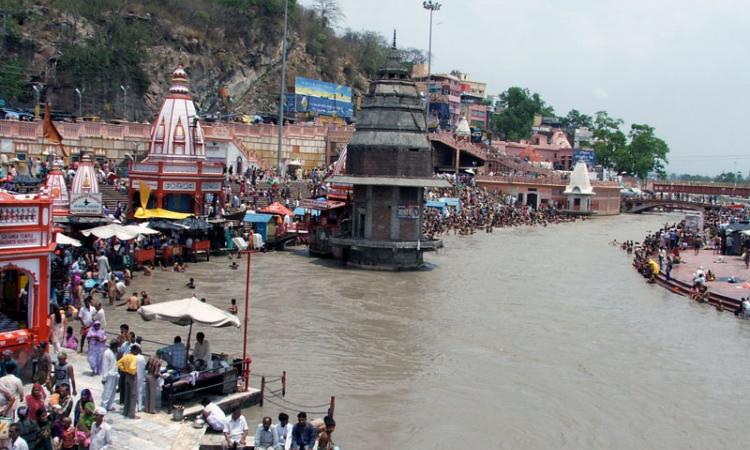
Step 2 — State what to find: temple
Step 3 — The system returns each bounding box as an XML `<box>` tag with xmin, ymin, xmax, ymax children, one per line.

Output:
<box><xmin>128</xmin><ymin>66</ymin><xmax>224</xmax><ymax>217</ymax></box>
<box><xmin>330</xmin><ymin>32</ymin><xmax>449</xmax><ymax>270</ymax></box>
<box><xmin>44</xmin><ymin>159</ymin><xmax>69</xmax><ymax>217</ymax></box>
<box><xmin>0</xmin><ymin>190</ymin><xmax>54</xmax><ymax>377</ymax></box>
<box><xmin>564</xmin><ymin>160</ymin><xmax>595</xmax><ymax>213</ymax></box>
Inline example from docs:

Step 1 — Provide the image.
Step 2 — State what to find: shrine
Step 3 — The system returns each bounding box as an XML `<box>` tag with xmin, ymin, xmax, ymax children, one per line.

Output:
<box><xmin>128</xmin><ymin>65</ymin><xmax>224</xmax><ymax>217</ymax></box>
<box><xmin>44</xmin><ymin>159</ymin><xmax>70</xmax><ymax>217</ymax></box>
<box><xmin>0</xmin><ymin>190</ymin><xmax>54</xmax><ymax>377</ymax></box>
<box><xmin>70</xmin><ymin>152</ymin><xmax>103</xmax><ymax>216</ymax></box>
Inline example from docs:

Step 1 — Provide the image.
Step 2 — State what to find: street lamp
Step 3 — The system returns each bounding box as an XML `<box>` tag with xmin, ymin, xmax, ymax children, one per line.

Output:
<box><xmin>32</xmin><ymin>84</ymin><xmax>42</xmax><ymax>119</ymax></box>
<box><xmin>120</xmin><ymin>85</ymin><xmax>130</xmax><ymax>121</ymax></box>
<box><xmin>277</xmin><ymin>0</ymin><xmax>290</xmax><ymax>177</ymax></box>
<box><xmin>423</xmin><ymin>1</ymin><xmax>441</xmax><ymax>128</ymax></box>
<box><xmin>74</xmin><ymin>88</ymin><xmax>84</xmax><ymax>119</ymax></box>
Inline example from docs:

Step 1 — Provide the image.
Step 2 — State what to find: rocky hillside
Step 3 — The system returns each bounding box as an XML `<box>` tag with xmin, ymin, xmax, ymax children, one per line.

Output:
<box><xmin>0</xmin><ymin>0</ymin><xmax>424</xmax><ymax>121</ymax></box>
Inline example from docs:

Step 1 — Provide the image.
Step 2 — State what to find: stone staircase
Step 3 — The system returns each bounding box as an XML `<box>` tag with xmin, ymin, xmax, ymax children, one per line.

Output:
<box><xmin>99</xmin><ymin>182</ymin><xmax>129</xmax><ymax>209</ymax></box>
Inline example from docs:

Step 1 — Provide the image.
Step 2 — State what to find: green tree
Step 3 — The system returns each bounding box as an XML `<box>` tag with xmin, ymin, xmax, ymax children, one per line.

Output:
<box><xmin>560</xmin><ymin>109</ymin><xmax>593</xmax><ymax>141</ymax></box>
<box><xmin>490</xmin><ymin>87</ymin><xmax>551</xmax><ymax>141</ymax></box>
<box><xmin>714</xmin><ymin>171</ymin><xmax>744</xmax><ymax>183</ymax></box>
<box><xmin>591</xmin><ymin>111</ymin><xmax>627</xmax><ymax>169</ymax></box>
<box><xmin>0</xmin><ymin>59</ymin><xmax>26</xmax><ymax>101</ymax></box>
<box><xmin>618</xmin><ymin>124</ymin><xmax>669</xmax><ymax>178</ymax></box>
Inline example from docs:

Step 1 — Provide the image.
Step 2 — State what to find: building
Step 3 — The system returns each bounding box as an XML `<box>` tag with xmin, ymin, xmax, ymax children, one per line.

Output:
<box><xmin>0</xmin><ymin>190</ymin><xmax>55</xmax><ymax>377</ymax></box>
<box><xmin>330</xmin><ymin>36</ymin><xmax>449</xmax><ymax>270</ymax></box>
<box><xmin>127</xmin><ymin>66</ymin><xmax>225</xmax><ymax>216</ymax></box>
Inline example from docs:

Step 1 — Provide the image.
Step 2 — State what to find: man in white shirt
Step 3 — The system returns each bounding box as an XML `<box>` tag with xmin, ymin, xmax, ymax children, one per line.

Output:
<box><xmin>9</xmin><ymin>423</ymin><xmax>28</xmax><ymax>450</ymax></box>
<box><xmin>89</xmin><ymin>407</ymin><xmax>113</xmax><ymax>450</ymax></box>
<box><xmin>273</xmin><ymin>412</ymin><xmax>292</xmax><ymax>450</ymax></box>
<box><xmin>78</xmin><ymin>297</ymin><xmax>94</xmax><ymax>353</ymax></box>
<box><xmin>0</xmin><ymin>362</ymin><xmax>24</xmax><ymax>402</ymax></box>
<box><xmin>193</xmin><ymin>332</ymin><xmax>211</xmax><ymax>370</ymax></box>
<box><xmin>223</xmin><ymin>408</ymin><xmax>248</xmax><ymax>449</ymax></box>
<box><xmin>93</xmin><ymin>302</ymin><xmax>107</xmax><ymax>329</ymax></box>
<box><xmin>101</xmin><ymin>340</ymin><xmax>119</xmax><ymax>411</ymax></box>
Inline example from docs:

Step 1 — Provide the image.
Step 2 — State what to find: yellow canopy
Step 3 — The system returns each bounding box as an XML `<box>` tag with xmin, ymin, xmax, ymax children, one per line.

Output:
<box><xmin>133</xmin><ymin>207</ymin><xmax>192</xmax><ymax>220</ymax></box>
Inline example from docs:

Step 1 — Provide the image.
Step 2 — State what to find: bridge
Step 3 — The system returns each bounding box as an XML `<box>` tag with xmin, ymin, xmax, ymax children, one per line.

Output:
<box><xmin>652</xmin><ymin>181</ymin><xmax>750</xmax><ymax>197</ymax></box>
<box><xmin>429</xmin><ymin>132</ymin><xmax>487</xmax><ymax>173</ymax></box>
<box><xmin>623</xmin><ymin>198</ymin><xmax>720</xmax><ymax>213</ymax></box>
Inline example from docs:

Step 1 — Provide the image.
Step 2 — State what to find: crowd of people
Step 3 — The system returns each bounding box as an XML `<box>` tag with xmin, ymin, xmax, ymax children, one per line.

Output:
<box><xmin>619</xmin><ymin>205</ymin><xmax>750</xmax><ymax>317</ymax></box>
<box><xmin>199</xmin><ymin>403</ymin><xmax>339</xmax><ymax>450</ymax></box>
<box><xmin>422</xmin><ymin>180</ymin><xmax>583</xmax><ymax>239</ymax></box>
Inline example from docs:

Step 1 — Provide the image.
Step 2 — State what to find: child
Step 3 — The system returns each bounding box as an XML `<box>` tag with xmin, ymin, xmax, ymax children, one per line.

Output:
<box><xmin>61</xmin><ymin>417</ymin><xmax>76</xmax><ymax>450</ymax></box>
<box><xmin>63</xmin><ymin>326</ymin><xmax>79</xmax><ymax>351</ymax></box>
<box><xmin>186</xmin><ymin>278</ymin><xmax>196</xmax><ymax>289</ymax></box>
<box><xmin>228</xmin><ymin>298</ymin><xmax>238</xmax><ymax>314</ymax></box>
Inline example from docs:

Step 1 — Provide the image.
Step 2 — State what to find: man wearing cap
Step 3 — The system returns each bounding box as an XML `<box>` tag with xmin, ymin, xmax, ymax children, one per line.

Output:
<box><xmin>89</xmin><ymin>407</ymin><xmax>112</xmax><ymax>450</ymax></box>
<box><xmin>117</xmin><ymin>345</ymin><xmax>139</xmax><ymax>419</ymax></box>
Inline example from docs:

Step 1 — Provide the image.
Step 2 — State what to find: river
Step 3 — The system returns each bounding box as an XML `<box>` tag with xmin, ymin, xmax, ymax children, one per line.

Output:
<box><xmin>110</xmin><ymin>213</ymin><xmax>750</xmax><ymax>449</ymax></box>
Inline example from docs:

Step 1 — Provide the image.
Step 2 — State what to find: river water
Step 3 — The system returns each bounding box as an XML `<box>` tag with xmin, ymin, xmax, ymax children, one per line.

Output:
<box><xmin>109</xmin><ymin>213</ymin><xmax>750</xmax><ymax>449</ymax></box>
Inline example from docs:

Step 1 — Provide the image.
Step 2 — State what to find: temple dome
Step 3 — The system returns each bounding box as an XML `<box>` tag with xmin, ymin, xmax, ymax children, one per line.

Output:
<box><xmin>456</xmin><ymin>117</ymin><xmax>471</xmax><ymax>137</ymax></box>
<box><xmin>71</xmin><ymin>153</ymin><xmax>99</xmax><ymax>194</ymax></box>
<box><xmin>145</xmin><ymin>65</ymin><xmax>206</xmax><ymax>161</ymax></box>
<box><xmin>564</xmin><ymin>160</ymin><xmax>594</xmax><ymax>195</ymax></box>
<box><xmin>44</xmin><ymin>159</ymin><xmax>69</xmax><ymax>215</ymax></box>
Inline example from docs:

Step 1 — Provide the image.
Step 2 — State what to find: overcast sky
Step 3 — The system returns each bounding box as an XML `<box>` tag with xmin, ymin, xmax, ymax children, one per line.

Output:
<box><xmin>301</xmin><ymin>0</ymin><xmax>750</xmax><ymax>176</ymax></box>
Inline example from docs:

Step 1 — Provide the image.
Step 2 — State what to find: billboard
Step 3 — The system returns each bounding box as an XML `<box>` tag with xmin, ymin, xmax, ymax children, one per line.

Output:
<box><xmin>70</xmin><ymin>192</ymin><xmax>103</xmax><ymax>216</ymax></box>
<box><xmin>291</xmin><ymin>77</ymin><xmax>353</xmax><ymax>118</ymax></box>
<box><xmin>572</xmin><ymin>149</ymin><xmax>596</xmax><ymax>167</ymax></box>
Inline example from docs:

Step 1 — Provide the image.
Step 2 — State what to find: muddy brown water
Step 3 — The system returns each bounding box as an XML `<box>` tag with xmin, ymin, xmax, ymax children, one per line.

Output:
<box><xmin>99</xmin><ymin>213</ymin><xmax>750</xmax><ymax>449</ymax></box>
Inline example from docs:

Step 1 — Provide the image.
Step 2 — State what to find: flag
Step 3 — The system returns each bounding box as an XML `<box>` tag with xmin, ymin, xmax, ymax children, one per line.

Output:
<box><xmin>43</xmin><ymin>103</ymin><xmax>67</xmax><ymax>157</ymax></box>
<box><xmin>139</xmin><ymin>180</ymin><xmax>151</xmax><ymax>210</ymax></box>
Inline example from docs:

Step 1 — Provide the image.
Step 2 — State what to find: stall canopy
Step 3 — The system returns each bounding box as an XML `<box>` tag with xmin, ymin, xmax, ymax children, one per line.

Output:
<box><xmin>259</xmin><ymin>202</ymin><xmax>294</xmax><ymax>217</ymax></box>
<box><xmin>244</xmin><ymin>213</ymin><xmax>274</xmax><ymax>224</ymax></box>
<box><xmin>148</xmin><ymin>219</ymin><xmax>189</xmax><ymax>231</ymax></box>
<box><xmin>293</xmin><ymin>207</ymin><xmax>320</xmax><ymax>217</ymax></box>
<box><xmin>179</xmin><ymin>217</ymin><xmax>211</xmax><ymax>231</ymax></box>
<box><xmin>123</xmin><ymin>224</ymin><xmax>160</xmax><ymax>235</ymax></box>
<box><xmin>134</xmin><ymin>207</ymin><xmax>192</xmax><ymax>220</ymax></box>
<box><xmin>55</xmin><ymin>233</ymin><xmax>82</xmax><ymax>247</ymax></box>
<box><xmin>138</xmin><ymin>297</ymin><xmax>240</xmax><ymax>352</ymax></box>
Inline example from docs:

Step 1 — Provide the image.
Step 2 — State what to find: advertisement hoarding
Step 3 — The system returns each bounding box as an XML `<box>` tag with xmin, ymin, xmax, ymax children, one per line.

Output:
<box><xmin>292</xmin><ymin>77</ymin><xmax>353</xmax><ymax>118</ymax></box>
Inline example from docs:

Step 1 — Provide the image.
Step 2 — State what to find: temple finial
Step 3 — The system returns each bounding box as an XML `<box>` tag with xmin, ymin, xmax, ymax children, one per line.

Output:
<box><xmin>392</xmin><ymin>29</ymin><xmax>397</xmax><ymax>49</ymax></box>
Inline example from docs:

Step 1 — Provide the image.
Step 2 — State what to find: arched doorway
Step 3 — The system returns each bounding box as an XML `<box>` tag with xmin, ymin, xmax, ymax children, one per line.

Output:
<box><xmin>0</xmin><ymin>266</ymin><xmax>34</xmax><ymax>333</ymax></box>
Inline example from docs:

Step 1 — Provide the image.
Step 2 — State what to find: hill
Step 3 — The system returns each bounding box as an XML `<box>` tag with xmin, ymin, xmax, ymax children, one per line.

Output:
<box><xmin>0</xmin><ymin>0</ymin><xmax>424</xmax><ymax>121</ymax></box>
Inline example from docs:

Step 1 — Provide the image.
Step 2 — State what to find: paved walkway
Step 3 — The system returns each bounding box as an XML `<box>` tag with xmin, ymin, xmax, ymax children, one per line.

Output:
<box><xmin>669</xmin><ymin>250</ymin><xmax>750</xmax><ymax>299</ymax></box>
<box><xmin>55</xmin><ymin>352</ymin><xmax>206</xmax><ymax>450</ymax></box>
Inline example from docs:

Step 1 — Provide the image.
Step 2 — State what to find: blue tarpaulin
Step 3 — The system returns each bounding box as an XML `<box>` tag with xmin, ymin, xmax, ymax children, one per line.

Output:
<box><xmin>243</xmin><ymin>213</ymin><xmax>274</xmax><ymax>223</ymax></box>
<box><xmin>293</xmin><ymin>207</ymin><xmax>320</xmax><ymax>217</ymax></box>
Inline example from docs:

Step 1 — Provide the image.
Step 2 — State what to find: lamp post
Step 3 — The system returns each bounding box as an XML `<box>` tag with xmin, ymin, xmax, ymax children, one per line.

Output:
<box><xmin>423</xmin><ymin>1</ymin><xmax>441</xmax><ymax>128</ymax></box>
<box><xmin>277</xmin><ymin>0</ymin><xmax>290</xmax><ymax>177</ymax></box>
<box><xmin>240</xmin><ymin>247</ymin><xmax>254</xmax><ymax>391</ymax></box>
<box><xmin>32</xmin><ymin>84</ymin><xmax>42</xmax><ymax>119</ymax></box>
<box><xmin>120</xmin><ymin>85</ymin><xmax>129</xmax><ymax>121</ymax></box>
<box><xmin>74</xmin><ymin>88</ymin><xmax>83</xmax><ymax>119</ymax></box>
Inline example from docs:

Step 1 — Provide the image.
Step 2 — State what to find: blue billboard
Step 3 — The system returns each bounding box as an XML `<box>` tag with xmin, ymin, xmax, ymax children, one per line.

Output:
<box><xmin>290</xmin><ymin>77</ymin><xmax>353</xmax><ymax>118</ymax></box>
<box><xmin>572</xmin><ymin>149</ymin><xmax>596</xmax><ymax>167</ymax></box>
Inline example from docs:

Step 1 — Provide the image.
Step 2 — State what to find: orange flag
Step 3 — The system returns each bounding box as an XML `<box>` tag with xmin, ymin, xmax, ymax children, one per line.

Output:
<box><xmin>43</xmin><ymin>103</ymin><xmax>67</xmax><ymax>157</ymax></box>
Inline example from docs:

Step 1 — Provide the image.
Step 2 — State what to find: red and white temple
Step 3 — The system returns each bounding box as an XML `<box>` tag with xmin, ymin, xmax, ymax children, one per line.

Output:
<box><xmin>0</xmin><ymin>190</ymin><xmax>54</xmax><ymax>373</ymax></box>
<box><xmin>128</xmin><ymin>65</ymin><xmax>224</xmax><ymax>216</ymax></box>
<box><xmin>44</xmin><ymin>159</ymin><xmax>70</xmax><ymax>217</ymax></box>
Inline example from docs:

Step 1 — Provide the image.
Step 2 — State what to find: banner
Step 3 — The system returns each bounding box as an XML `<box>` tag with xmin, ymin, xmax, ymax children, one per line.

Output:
<box><xmin>70</xmin><ymin>192</ymin><xmax>103</xmax><ymax>216</ymax></box>
<box><xmin>572</xmin><ymin>149</ymin><xmax>596</xmax><ymax>167</ymax></box>
<box><xmin>293</xmin><ymin>77</ymin><xmax>353</xmax><ymax>118</ymax></box>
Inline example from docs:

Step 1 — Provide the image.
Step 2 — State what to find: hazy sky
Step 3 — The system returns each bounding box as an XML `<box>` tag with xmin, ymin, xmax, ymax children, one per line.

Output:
<box><xmin>301</xmin><ymin>0</ymin><xmax>750</xmax><ymax>176</ymax></box>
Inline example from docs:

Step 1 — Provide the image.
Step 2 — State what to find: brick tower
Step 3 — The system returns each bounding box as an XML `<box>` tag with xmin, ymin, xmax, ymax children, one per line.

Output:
<box><xmin>331</xmin><ymin>32</ymin><xmax>448</xmax><ymax>270</ymax></box>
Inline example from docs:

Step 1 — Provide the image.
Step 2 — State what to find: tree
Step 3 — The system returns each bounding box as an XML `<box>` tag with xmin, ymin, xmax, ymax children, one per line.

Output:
<box><xmin>591</xmin><ymin>111</ymin><xmax>627</xmax><ymax>170</ymax></box>
<box><xmin>560</xmin><ymin>109</ymin><xmax>593</xmax><ymax>141</ymax></box>
<box><xmin>619</xmin><ymin>124</ymin><xmax>669</xmax><ymax>179</ymax></box>
<box><xmin>0</xmin><ymin>59</ymin><xmax>26</xmax><ymax>102</ymax></box>
<box><xmin>311</xmin><ymin>0</ymin><xmax>343</xmax><ymax>28</ymax></box>
<box><xmin>490</xmin><ymin>87</ymin><xmax>551</xmax><ymax>141</ymax></box>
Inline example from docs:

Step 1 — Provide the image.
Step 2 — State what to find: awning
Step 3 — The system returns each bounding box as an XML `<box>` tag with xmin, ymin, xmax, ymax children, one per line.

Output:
<box><xmin>244</xmin><ymin>212</ymin><xmax>274</xmax><ymax>223</ymax></box>
<box><xmin>55</xmin><ymin>233</ymin><xmax>82</xmax><ymax>247</ymax></box>
<box><xmin>148</xmin><ymin>219</ymin><xmax>189</xmax><ymax>231</ymax></box>
<box><xmin>123</xmin><ymin>224</ymin><xmax>160</xmax><ymax>235</ymax></box>
<box><xmin>133</xmin><ymin>207</ymin><xmax>192</xmax><ymax>220</ymax></box>
<box><xmin>179</xmin><ymin>217</ymin><xmax>211</xmax><ymax>231</ymax></box>
<box><xmin>425</xmin><ymin>200</ymin><xmax>446</xmax><ymax>209</ymax></box>
<box><xmin>330</xmin><ymin>175</ymin><xmax>451</xmax><ymax>188</ymax></box>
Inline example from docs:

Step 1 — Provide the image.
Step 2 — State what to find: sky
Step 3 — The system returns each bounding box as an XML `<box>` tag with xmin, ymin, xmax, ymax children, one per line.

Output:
<box><xmin>300</xmin><ymin>0</ymin><xmax>750</xmax><ymax>176</ymax></box>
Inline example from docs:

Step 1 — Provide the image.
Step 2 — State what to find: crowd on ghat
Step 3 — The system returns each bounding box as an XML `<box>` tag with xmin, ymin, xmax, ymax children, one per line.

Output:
<box><xmin>422</xmin><ymin>178</ymin><xmax>583</xmax><ymax>239</ymax></box>
<box><xmin>619</xmin><ymin>205</ymin><xmax>750</xmax><ymax>315</ymax></box>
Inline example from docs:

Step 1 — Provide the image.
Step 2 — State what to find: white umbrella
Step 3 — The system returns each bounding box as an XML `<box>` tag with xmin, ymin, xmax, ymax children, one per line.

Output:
<box><xmin>81</xmin><ymin>224</ymin><xmax>138</xmax><ymax>240</ymax></box>
<box><xmin>55</xmin><ymin>233</ymin><xmax>82</xmax><ymax>247</ymax></box>
<box><xmin>138</xmin><ymin>297</ymin><xmax>240</xmax><ymax>354</ymax></box>
<box><xmin>742</xmin><ymin>230</ymin><xmax>750</xmax><ymax>236</ymax></box>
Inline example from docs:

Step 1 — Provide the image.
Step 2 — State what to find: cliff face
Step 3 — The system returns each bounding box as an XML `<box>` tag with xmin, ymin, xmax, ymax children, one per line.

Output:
<box><xmin>0</xmin><ymin>0</ymin><xmax>377</xmax><ymax>121</ymax></box>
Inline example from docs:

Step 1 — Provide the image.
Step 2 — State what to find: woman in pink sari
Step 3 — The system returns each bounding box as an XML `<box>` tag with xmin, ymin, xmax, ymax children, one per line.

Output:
<box><xmin>86</xmin><ymin>321</ymin><xmax>107</xmax><ymax>375</ymax></box>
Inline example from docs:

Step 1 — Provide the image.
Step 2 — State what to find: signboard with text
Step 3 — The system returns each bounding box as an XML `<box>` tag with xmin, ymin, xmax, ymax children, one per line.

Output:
<box><xmin>572</xmin><ymin>149</ymin><xmax>596</xmax><ymax>167</ymax></box>
<box><xmin>397</xmin><ymin>204</ymin><xmax>420</xmax><ymax>220</ymax></box>
<box><xmin>70</xmin><ymin>192</ymin><xmax>103</xmax><ymax>216</ymax></box>
<box><xmin>0</xmin><ymin>231</ymin><xmax>41</xmax><ymax>249</ymax></box>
